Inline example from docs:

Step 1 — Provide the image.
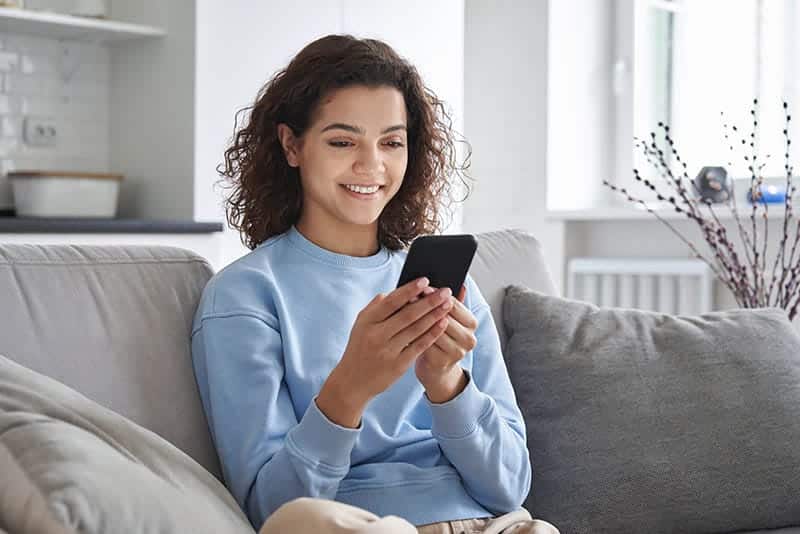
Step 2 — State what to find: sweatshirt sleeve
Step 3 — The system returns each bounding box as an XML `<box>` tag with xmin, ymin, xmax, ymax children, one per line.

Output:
<box><xmin>190</xmin><ymin>312</ymin><xmax>361</xmax><ymax>528</ymax></box>
<box><xmin>425</xmin><ymin>279</ymin><xmax>532</xmax><ymax>515</ymax></box>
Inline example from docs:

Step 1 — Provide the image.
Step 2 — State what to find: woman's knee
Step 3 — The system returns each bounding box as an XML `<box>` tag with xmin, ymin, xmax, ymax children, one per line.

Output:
<box><xmin>259</xmin><ymin>497</ymin><xmax>415</xmax><ymax>534</ymax></box>
<box><xmin>260</xmin><ymin>498</ymin><xmax>342</xmax><ymax>533</ymax></box>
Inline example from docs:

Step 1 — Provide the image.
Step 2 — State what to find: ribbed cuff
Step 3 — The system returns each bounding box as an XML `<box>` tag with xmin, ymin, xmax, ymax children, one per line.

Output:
<box><xmin>285</xmin><ymin>396</ymin><xmax>361</xmax><ymax>472</ymax></box>
<box><xmin>428</xmin><ymin>370</ymin><xmax>492</xmax><ymax>439</ymax></box>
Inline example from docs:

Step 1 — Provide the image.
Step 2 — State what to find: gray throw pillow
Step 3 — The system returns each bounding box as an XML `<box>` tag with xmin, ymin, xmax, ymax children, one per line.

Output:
<box><xmin>503</xmin><ymin>286</ymin><xmax>800</xmax><ymax>534</ymax></box>
<box><xmin>0</xmin><ymin>355</ymin><xmax>254</xmax><ymax>534</ymax></box>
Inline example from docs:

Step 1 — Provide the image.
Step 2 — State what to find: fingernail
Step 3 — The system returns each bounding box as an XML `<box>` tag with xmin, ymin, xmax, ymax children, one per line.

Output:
<box><xmin>417</xmin><ymin>277</ymin><xmax>429</xmax><ymax>288</ymax></box>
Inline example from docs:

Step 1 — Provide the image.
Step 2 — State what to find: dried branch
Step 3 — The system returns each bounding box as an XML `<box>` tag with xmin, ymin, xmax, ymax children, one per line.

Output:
<box><xmin>604</xmin><ymin>100</ymin><xmax>799</xmax><ymax>319</ymax></box>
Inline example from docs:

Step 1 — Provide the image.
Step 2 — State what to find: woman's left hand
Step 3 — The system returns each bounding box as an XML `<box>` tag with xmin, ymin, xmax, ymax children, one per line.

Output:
<box><xmin>413</xmin><ymin>285</ymin><xmax>477</xmax><ymax>403</ymax></box>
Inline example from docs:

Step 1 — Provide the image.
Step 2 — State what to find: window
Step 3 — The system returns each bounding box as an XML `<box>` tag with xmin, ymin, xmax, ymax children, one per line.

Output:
<box><xmin>625</xmin><ymin>0</ymin><xmax>799</xmax><ymax>196</ymax></box>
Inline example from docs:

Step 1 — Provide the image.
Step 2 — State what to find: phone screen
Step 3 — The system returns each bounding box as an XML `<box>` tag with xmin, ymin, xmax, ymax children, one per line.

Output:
<box><xmin>396</xmin><ymin>234</ymin><xmax>478</xmax><ymax>296</ymax></box>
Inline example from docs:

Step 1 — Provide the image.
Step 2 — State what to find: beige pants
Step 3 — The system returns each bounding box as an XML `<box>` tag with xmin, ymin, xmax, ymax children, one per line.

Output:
<box><xmin>259</xmin><ymin>497</ymin><xmax>560</xmax><ymax>534</ymax></box>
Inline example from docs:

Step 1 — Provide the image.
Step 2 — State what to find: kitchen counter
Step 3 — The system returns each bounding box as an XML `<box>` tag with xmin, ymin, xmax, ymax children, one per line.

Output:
<box><xmin>0</xmin><ymin>217</ymin><xmax>224</xmax><ymax>234</ymax></box>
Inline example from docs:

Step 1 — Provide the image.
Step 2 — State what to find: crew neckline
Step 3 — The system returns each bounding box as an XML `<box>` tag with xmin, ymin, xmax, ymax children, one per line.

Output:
<box><xmin>285</xmin><ymin>225</ymin><xmax>392</xmax><ymax>269</ymax></box>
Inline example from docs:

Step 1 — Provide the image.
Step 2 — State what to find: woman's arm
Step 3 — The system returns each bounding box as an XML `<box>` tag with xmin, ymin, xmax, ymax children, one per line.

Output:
<box><xmin>425</xmin><ymin>278</ymin><xmax>532</xmax><ymax>514</ymax></box>
<box><xmin>191</xmin><ymin>313</ymin><xmax>361</xmax><ymax>528</ymax></box>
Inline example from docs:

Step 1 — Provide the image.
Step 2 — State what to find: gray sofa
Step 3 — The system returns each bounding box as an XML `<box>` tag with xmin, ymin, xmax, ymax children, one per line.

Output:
<box><xmin>1</xmin><ymin>229</ymin><xmax>799</xmax><ymax>534</ymax></box>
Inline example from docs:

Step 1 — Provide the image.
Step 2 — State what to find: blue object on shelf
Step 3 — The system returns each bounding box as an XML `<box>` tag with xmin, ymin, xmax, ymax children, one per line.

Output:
<box><xmin>747</xmin><ymin>184</ymin><xmax>788</xmax><ymax>204</ymax></box>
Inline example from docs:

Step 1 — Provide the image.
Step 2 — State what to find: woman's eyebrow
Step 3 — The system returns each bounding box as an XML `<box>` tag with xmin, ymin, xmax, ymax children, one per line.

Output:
<box><xmin>320</xmin><ymin>123</ymin><xmax>407</xmax><ymax>135</ymax></box>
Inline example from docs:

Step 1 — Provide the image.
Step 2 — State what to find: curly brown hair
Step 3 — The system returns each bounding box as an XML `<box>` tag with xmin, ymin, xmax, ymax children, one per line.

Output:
<box><xmin>217</xmin><ymin>34</ymin><xmax>472</xmax><ymax>251</ymax></box>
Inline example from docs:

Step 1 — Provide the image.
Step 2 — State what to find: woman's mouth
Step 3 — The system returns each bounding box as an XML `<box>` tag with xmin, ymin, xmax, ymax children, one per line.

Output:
<box><xmin>341</xmin><ymin>184</ymin><xmax>384</xmax><ymax>199</ymax></box>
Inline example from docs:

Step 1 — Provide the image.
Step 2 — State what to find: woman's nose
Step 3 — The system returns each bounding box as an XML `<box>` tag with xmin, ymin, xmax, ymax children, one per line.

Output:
<box><xmin>353</xmin><ymin>146</ymin><xmax>385</xmax><ymax>175</ymax></box>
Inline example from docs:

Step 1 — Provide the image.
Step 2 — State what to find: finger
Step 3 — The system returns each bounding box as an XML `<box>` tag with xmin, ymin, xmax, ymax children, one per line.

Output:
<box><xmin>457</xmin><ymin>285</ymin><xmax>466</xmax><ymax>303</ymax></box>
<box><xmin>432</xmin><ymin>324</ymin><xmax>461</xmax><ymax>355</ymax></box>
<box><xmin>397</xmin><ymin>316</ymin><xmax>450</xmax><ymax>368</ymax></box>
<box><xmin>384</xmin><ymin>287</ymin><xmax>452</xmax><ymax>338</ymax></box>
<box><xmin>388</xmin><ymin>297</ymin><xmax>450</xmax><ymax>353</ymax></box>
<box><xmin>435</xmin><ymin>317</ymin><xmax>476</xmax><ymax>355</ymax></box>
<box><xmin>446</xmin><ymin>297</ymin><xmax>478</xmax><ymax>331</ymax></box>
<box><xmin>419</xmin><ymin>342</ymin><xmax>451</xmax><ymax>370</ymax></box>
<box><xmin>371</xmin><ymin>277</ymin><xmax>429</xmax><ymax>322</ymax></box>
<box><xmin>410</xmin><ymin>286</ymin><xmax>436</xmax><ymax>304</ymax></box>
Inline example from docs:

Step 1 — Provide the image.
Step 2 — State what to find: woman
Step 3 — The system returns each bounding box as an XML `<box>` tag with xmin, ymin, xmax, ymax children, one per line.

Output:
<box><xmin>190</xmin><ymin>34</ymin><xmax>558</xmax><ymax>534</ymax></box>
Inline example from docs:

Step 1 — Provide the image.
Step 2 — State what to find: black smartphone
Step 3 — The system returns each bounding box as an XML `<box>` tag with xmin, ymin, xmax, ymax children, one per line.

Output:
<box><xmin>396</xmin><ymin>234</ymin><xmax>479</xmax><ymax>296</ymax></box>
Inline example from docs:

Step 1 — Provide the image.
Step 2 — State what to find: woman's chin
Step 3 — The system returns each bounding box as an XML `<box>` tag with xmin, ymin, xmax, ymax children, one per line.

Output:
<box><xmin>338</xmin><ymin>208</ymin><xmax>383</xmax><ymax>227</ymax></box>
<box><xmin>343</xmin><ymin>215</ymin><xmax>381</xmax><ymax>227</ymax></box>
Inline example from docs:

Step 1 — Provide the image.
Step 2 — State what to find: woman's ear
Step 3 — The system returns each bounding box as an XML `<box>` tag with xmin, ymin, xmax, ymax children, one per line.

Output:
<box><xmin>276</xmin><ymin>124</ymin><xmax>301</xmax><ymax>168</ymax></box>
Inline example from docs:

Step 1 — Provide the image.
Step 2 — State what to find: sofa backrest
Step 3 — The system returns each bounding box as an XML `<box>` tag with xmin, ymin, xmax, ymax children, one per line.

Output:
<box><xmin>0</xmin><ymin>243</ymin><xmax>223</xmax><ymax>479</ymax></box>
<box><xmin>0</xmin><ymin>229</ymin><xmax>556</xmax><ymax>479</ymax></box>
<box><xmin>471</xmin><ymin>229</ymin><xmax>558</xmax><ymax>350</ymax></box>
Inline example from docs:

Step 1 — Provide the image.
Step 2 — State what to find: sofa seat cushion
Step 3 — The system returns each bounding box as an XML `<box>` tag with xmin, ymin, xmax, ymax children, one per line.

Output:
<box><xmin>503</xmin><ymin>287</ymin><xmax>800</xmax><ymax>534</ymax></box>
<box><xmin>0</xmin><ymin>355</ymin><xmax>254</xmax><ymax>534</ymax></box>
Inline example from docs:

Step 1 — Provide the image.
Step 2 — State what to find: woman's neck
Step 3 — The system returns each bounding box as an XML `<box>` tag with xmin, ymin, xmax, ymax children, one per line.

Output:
<box><xmin>295</xmin><ymin>216</ymin><xmax>381</xmax><ymax>257</ymax></box>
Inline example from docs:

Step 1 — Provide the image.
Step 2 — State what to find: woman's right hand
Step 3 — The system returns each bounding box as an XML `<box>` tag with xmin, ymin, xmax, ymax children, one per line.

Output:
<box><xmin>316</xmin><ymin>277</ymin><xmax>453</xmax><ymax>427</ymax></box>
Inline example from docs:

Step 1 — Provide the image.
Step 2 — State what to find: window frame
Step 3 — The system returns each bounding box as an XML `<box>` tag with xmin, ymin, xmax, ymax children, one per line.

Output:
<box><xmin>613</xmin><ymin>0</ymin><xmax>798</xmax><ymax>200</ymax></box>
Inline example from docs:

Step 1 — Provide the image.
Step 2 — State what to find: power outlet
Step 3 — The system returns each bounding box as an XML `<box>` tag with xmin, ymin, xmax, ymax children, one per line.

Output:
<box><xmin>22</xmin><ymin>116</ymin><xmax>58</xmax><ymax>147</ymax></box>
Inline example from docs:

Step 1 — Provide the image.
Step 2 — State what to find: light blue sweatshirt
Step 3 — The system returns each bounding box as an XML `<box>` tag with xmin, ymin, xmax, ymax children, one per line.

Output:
<box><xmin>190</xmin><ymin>225</ymin><xmax>532</xmax><ymax>528</ymax></box>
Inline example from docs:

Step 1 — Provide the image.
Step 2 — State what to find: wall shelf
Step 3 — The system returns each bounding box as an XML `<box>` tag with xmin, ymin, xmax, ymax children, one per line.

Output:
<box><xmin>0</xmin><ymin>7</ymin><xmax>165</xmax><ymax>42</ymax></box>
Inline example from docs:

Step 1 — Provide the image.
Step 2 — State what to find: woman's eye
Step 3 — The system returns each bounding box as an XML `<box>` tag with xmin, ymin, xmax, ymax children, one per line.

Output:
<box><xmin>328</xmin><ymin>140</ymin><xmax>404</xmax><ymax>148</ymax></box>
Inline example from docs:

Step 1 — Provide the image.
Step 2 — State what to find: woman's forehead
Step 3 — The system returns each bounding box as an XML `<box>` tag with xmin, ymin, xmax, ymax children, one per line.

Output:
<box><xmin>314</xmin><ymin>86</ymin><xmax>407</xmax><ymax>131</ymax></box>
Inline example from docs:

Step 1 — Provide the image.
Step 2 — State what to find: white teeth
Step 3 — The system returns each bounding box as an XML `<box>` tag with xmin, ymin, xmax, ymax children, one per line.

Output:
<box><xmin>344</xmin><ymin>184</ymin><xmax>380</xmax><ymax>194</ymax></box>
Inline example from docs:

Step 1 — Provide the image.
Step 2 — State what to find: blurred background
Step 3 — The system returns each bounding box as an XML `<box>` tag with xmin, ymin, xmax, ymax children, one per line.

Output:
<box><xmin>1</xmin><ymin>0</ymin><xmax>798</xmax><ymax>318</ymax></box>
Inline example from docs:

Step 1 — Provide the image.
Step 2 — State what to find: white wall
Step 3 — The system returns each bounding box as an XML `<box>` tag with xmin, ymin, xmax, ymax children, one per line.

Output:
<box><xmin>547</xmin><ymin>0</ymin><xmax>616</xmax><ymax>212</ymax></box>
<box><xmin>343</xmin><ymin>1</ymin><xmax>465</xmax><ymax>235</ymax></box>
<box><xmin>194</xmin><ymin>0</ymin><xmax>466</xmax><ymax>269</ymax></box>
<box><xmin>462</xmin><ymin>0</ymin><xmax>565</xmax><ymax>293</ymax></box>
<box><xmin>194</xmin><ymin>0</ymin><xmax>340</xmax><ymax>266</ymax></box>
<box><xmin>110</xmin><ymin>0</ymin><xmax>195</xmax><ymax>220</ymax></box>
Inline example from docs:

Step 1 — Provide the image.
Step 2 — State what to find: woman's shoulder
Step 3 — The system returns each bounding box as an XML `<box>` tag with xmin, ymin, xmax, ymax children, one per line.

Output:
<box><xmin>197</xmin><ymin>234</ymin><xmax>290</xmax><ymax>319</ymax></box>
<box><xmin>215</xmin><ymin>234</ymin><xmax>286</xmax><ymax>283</ymax></box>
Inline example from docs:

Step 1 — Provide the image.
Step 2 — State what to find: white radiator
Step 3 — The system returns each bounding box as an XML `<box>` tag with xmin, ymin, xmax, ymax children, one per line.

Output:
<box><xmin>567</xmin><ymin>258</ymin><xmax>713</xmax><ymax>314</ymax></box>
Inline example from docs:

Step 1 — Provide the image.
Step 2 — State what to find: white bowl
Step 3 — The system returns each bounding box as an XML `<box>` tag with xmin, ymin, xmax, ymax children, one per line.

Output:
<box><xmin>9</xmin><ymin>170</ymin><xmax>123</xmax><ymax>218</ymax></box>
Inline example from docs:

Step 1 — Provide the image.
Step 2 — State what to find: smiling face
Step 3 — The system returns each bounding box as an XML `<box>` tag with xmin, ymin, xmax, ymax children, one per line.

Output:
<box><xmin>278</xmin><ymin>85</ymin><xmax>409</xmax><ymax>244</ymax></box>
